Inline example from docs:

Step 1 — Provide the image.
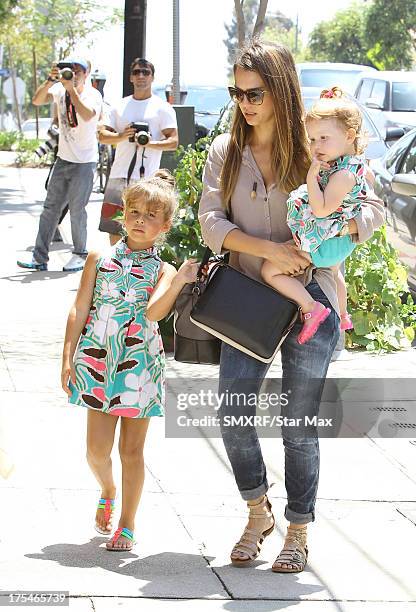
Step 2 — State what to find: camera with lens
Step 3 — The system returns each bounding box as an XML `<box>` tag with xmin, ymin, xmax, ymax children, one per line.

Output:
<box><xmin>129</xmin><ymin>122</ymin><xmax>150</xmax><ymax>146</ymax></box>
<box><xmin>56</xmin><ymin>62</ymin><xmax>74</xmax><ymax>80</ymax></box>
<box><xmin>35</xmin><ymin>124</ymin><xmax>59</xmax><ymax>159</ymax></box>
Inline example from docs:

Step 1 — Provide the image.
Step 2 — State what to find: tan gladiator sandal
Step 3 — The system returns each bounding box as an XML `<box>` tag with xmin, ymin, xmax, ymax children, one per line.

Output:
<box><xmin>230</xmin><ymin>495</ymin><xmax>275</xmax><ymax>567</ymax></box>
<box><xmin>272</xmin><ymin>525</ymin><xmax>308</xmax><ymax>573</ymax></box>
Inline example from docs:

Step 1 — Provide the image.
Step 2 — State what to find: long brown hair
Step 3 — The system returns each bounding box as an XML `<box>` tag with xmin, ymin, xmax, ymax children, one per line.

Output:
<box><xmin>220</xmin><ymin>40</ymin><xmax>310</xmax><ymax>209</ymax></box>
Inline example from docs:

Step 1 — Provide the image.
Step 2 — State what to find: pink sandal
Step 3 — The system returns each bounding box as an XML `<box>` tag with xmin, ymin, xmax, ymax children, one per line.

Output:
<box><xmin>340</xmin><ymin>312</ymin><xmax>353</xmax><ymax>331</ymax></box>
<box><xmin>106</xmin><ymin>527</ymin><xmax>135</xmax><ymax>551</ymax></box>
<box><xmin>95</xmin><ymin>498</ymin><xmax>115</xmax><ymax>535</ymax></box>
<box><xmin>298</xmin><ymin>302</ymin><xmax>331</xmax><ymax>345</ymax></box>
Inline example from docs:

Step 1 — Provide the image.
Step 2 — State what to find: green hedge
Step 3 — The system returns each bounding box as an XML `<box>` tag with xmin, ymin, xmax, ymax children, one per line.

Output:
<box><xmin>346</xmin><ymin>226</ymin><xmax>415</xmax><ymax>352</ymax></box>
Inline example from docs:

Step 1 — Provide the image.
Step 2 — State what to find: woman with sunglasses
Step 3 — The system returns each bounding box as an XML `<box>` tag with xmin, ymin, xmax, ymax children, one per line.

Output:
<box><xmin>198</xmin><ymin>40</ymin><xmax>384</xmax><ymax>573</ymax></box>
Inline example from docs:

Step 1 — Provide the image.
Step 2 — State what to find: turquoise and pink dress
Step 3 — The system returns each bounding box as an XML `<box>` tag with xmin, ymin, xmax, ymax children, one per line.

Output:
<box><xmin>68</xmin><ymin>240</ymin><xmax>165</xmax><ymax>418</ymax></box>
<box><xmin>286</xmin><ymin>154</ymin><xmax>369</xmax><ymax>266</ymax></box>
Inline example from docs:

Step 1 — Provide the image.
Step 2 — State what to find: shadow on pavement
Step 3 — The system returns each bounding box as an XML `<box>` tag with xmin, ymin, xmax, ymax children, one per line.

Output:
<box><xmin>3</xmin><ymin>271</ymin><xmax>77</xmax><ymax>283</ymax></box>
<box><xmin>25</xmin><ymin>538</ymin><xmax>328</xmax><ymax>604</ymax></box>
<box><xmin>0</xmin><ymin>198</ymin><xmax>44</xmax><ymax>214</ymax></box>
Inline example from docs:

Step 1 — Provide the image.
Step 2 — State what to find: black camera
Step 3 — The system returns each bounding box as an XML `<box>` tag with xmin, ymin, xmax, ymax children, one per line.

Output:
<box><xmin>129</xmin><ymin>122</ymin><xmax>150</xmax><ymax>146</ymax></box>
<box><xmin>35</xmin><ymin>124</ymin><xmax>59</xmax><ymax>158</ymax></box>
<box><xmin>56</xmin><ymin>62</ymin><xmax>74</xmax><ymax>80</ymax></box>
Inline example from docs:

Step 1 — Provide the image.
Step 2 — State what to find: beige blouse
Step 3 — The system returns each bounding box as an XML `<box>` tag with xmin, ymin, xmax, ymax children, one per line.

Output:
<box><xmin>198</xmin><ymin>133</ymin><xmax>385</xmax><ymax>315</ymax></box>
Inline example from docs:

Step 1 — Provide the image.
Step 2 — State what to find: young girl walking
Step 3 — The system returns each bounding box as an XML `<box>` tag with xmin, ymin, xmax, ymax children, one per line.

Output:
<box><xmin>262</xmin><ymin>86</ymin><xmax>372</xmax><ymax>344</ymax></box>
<box><xmin>61</xmin><ymin>170</ymin><xmax>199</xmax><ymax>551</ymax></box>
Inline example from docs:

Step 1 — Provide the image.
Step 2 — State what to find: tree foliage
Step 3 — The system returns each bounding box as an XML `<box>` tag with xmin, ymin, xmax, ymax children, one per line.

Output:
<box><xmin>307</xmin><ymin>0</ymin><xmax>416</xmax><ymax>70</ymax></box>
<box><xmin>365</xmin><ymin>0</ymin><xmax>416</xmax><ymax>70</ymax></box>
<box><xmin>0</xmin><ymin>0</ymin><xmax>122</xmax><ymax>114</ymax></box>
<box><xmin>263</xmin><ymin>15</ymin><xmax>306</xmax><ymax>62</ymax></box>
<box><xmin>307</xmin><ymin>3</ymin><xmax>372</xmax><ymax>66</ymax></box>
<box><xmin>0</xmin><ymin>0</ymin><xmax>19</xmax><ymax>23</ymax></box>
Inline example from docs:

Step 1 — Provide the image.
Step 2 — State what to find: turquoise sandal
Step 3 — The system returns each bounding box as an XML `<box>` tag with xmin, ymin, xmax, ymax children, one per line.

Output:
<box><xmin>106</xmin><ymin>527</ymin><xmax>135</xmax><ymax>551</ymax></box>
<box><xmin>95</xmin><ymin>498</ymin><xmax>115</xmax><ymax>535</ymax></box>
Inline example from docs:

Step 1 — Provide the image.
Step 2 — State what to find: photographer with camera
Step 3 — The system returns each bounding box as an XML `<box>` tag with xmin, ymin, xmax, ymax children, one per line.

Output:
<box><xmin>98</xmin><ymin>58</ymin><xmax>178</xmax><ymax>245</ymax></box>
<box><xmin>17</xmin><ymin>57</ymin><xmax>103</xmax><ymax>273</ymax></box>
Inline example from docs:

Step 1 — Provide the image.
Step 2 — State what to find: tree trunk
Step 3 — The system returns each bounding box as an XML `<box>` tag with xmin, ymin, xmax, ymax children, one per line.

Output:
<box><xmin>252</xmin><ymin>0</ymin><xmax>269</xmax><ymax>38</ymax></box>
<box><xmin>234</xmin><ymin>0</ymin><xmax>246</xmax><ymax>48</ymax></box>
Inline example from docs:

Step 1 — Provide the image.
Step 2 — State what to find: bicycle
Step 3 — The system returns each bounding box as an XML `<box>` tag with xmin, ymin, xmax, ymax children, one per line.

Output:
<box><xmin>94</xmin><ymin>142</ymin><xmax>113</xmax><ymax>194</ymax></box>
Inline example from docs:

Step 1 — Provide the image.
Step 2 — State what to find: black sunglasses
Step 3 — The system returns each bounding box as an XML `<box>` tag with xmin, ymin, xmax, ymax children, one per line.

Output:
<box><xmin>131</xmin><ymin>68</ymin><xmax>152</xmax><ymax>77</ymax></box>
<box><xmin>228</xmin><ymin>86</ymin><xmax>268</xmax><ymax>105</ymax></box>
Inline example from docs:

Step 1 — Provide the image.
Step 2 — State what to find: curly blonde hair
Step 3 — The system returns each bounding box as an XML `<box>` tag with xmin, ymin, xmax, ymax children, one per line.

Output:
<box><xmin>306</xmin><ymin>86</ymin><xmax>367</xmax><ymax>154</ymax></box>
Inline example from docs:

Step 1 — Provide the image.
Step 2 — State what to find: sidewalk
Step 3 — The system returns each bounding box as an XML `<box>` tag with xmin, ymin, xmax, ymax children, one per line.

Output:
<box><xmin>1</xmin><ymin>162</ymin><xmax>416</xmax><ymax>611</ymax></box>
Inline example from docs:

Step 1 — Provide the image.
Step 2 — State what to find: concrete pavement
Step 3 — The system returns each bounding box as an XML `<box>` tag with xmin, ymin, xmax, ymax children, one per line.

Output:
<box><xmin>1</xmin><ymin>158</ymin><xmax>416</xmax><ymax>611</ymax></box>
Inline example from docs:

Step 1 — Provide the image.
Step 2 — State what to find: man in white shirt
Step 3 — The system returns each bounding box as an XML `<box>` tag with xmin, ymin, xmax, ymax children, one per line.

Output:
<box><xmin>98</xmin><ymin>58</ymin><xmax>178</xmax><ymax>245</ymax></box>
<box><xmin>17</xmin><ymin>57</ymin><xmax>102</xmax><ymax>272</ymax></box>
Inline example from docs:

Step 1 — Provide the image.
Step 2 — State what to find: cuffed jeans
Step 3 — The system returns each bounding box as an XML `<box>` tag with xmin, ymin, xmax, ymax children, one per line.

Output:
<box><xmin>218</xmin><ymin>280</ymin><xmax>340</xmax><ymax>524</ymax></box>
<box><xmin>33</xmin><ymin>157</ymin><xmax>96</xmax><ymax>264</ymax></box>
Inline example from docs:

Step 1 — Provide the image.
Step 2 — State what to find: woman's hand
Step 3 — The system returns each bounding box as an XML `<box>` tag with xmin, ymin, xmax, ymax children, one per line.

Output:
<box><xmin>264</xmin><ymin>241</ymin><xmax>311</xmax><ymax>276</ymax></box>
<box><xmin>61</xmin><ymin>358</ymin><xmax>76</xmax><ymax>397</ymax></box>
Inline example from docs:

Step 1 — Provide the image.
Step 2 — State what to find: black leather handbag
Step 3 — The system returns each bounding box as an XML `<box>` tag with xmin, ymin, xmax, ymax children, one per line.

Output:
<box><xmin>174</xmin><ymin>247</ymin><xmax>299</xmax><ymax>364</ymax></box>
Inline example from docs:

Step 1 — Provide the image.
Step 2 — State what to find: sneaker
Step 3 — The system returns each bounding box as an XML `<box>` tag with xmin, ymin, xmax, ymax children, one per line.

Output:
<box><xmin>63</xmin><ymin>254</ymin><xmax>85</xmax><ymax>272</ymax></box>
<box><xmin>17</xmin><ymin>256</ymin><xmax>47</xmax><ymax>271</ymax></box>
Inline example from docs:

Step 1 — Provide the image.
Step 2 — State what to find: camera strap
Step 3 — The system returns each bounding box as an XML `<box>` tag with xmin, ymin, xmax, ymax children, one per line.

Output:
<box><xmin>127</xmin><ymin>150</ymin><xmax>137</xmax><ymax>185</ymax></box>
<box><xmin>65</xmin><ymin>92</ymin><xmax>78</xmax><ymax>128</ymax></box>
<box><xmin>126</xmin><ymin>147</ymin><xmax>146</xmax><ymax>184</ymax></box>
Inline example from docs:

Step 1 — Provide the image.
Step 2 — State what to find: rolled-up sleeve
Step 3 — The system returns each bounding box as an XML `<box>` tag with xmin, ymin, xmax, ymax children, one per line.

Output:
<box><xmin>198</xmin><ymin>135</ymin><xmax>239</xmax><ymax>254</ymax></box>
<box><xmin>353</xmin><ymin>193</ymin><xmax>385</xmax><ymax>244</ymax></box>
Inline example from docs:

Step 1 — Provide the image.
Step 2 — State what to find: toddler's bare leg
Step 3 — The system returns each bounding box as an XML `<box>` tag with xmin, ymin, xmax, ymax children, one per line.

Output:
<box><xmin>261</xmin><ymin>260</ymin><xmax>315</xmax><ymax>313</ymax></box>
<box><xmin>332</xmin><ymin>265</ymin><xmax>347</xmax><ymax>314</ymax></box>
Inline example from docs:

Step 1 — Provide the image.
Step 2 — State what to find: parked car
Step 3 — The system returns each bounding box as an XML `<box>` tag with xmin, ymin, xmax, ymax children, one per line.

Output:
<box><xmin>370</xmin><ymin>128</ymin><xmax>416</xmax><ymax>291</ymax></box>
<box><xmin>355</xmin><ymin>71</ymin><xmax>416</xmax><ymax>134</ymax></box>
<box><xmin>153</xmin><ymin>85</ymin><xmax>229</xmax><ymax>140</ymax></box>
<box><xmin>297</xmin><ymin>62</ymin><xmax>377</xmax><ymax>95</ymax></box>
<box><xmin>21</xmin><ymin>118</ymin><xmax>53</xmax><ymax>140</ymax></box>
<box><xmin>301</xmin><ymin>87</ymin><xmax>395</xmax><ymax>159</ymax></box>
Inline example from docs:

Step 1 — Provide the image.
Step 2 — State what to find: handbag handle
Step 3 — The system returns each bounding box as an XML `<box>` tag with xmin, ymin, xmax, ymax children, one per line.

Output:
<box><xmin>196</xmin><ymin>246</ymin><xmax>213</xmax><ymax>281</ymax></box>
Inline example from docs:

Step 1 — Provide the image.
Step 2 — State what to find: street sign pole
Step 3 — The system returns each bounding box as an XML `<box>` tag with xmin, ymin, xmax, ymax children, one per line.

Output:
<box><xmin>172</xmin><ymin>0</ymin><xmax>180</xmax><ymax>104</ymax></box>
<box><xmin>123</xmin><ymin>0</ymin><xmax>147</xmax><ymax>97</ymax></box>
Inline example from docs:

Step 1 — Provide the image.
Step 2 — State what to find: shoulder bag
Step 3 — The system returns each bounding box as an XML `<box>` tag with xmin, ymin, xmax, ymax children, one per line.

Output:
<box><xmin>173</xmin><ymin>246</ymin><xmax>299</xmax><ymax>364</ymax></box>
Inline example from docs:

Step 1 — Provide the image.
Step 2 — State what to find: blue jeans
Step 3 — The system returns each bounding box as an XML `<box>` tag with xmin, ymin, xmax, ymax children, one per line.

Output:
<box><xmin>218</xmin><ymin>280</ymin><xmax>340</xmax><ymax>524</ymax></box>
<box><xmin>33</xmin><ymin>157</ymin><xmax>96</xmax><ymax>264</ymax></box>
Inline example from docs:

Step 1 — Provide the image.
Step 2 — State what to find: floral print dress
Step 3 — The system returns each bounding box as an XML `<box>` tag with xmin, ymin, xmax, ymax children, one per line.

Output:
<box><xmin>286</xmin><ymin>154</ymin><xmax>369</xmax><ymax>253</ymax></box>
<box><xmin>69</xmin><ymin>240</ymin><xmax>165</xmax><ymax>418</ymax></box>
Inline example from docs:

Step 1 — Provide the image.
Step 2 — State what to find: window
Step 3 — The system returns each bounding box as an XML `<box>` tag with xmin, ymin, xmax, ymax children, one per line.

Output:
<box><xmin>357</xmin><ymin>79</ymin><xmax>373</xmax><ymax>102</ymax></box>
<box><xmin>371</xmin><ymin>81</ymin><xmax>387</xmax><ymax>109</ymax></box>
<box><xmin>392</xmin><ymin>81</ymin><xmax>416</xmax><ymax>112</ymax></box>
<box><xmin>385</xmin><ymin>131</ymin><xmax>415</xmax><ymax>174</ymax></box>
<box><xmin>299</xmin><ymin>69</ymin><xmax>363</xmax><ymax>94</ymax></box>
<box><xmin>400</xmin><ymin>136</ymin><xmax>416</xmax><ymax>174</ymax></box>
